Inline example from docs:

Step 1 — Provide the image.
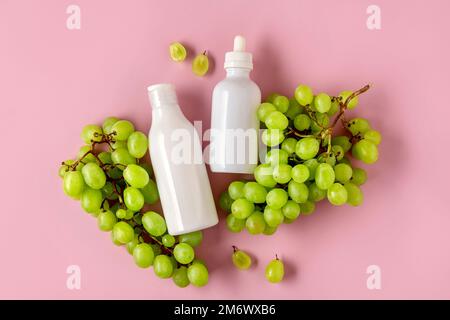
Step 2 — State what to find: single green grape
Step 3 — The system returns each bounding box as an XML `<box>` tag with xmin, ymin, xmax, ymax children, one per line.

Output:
<box><xmin>265</xmin><ymin>149</ymin><xmax>289</xmax><ymax>166</ymax></box>
<box><xmin>334</xmin><ymin>163</ymin><xmax>353</xmax><ymax>183</ymax></box>
<box><xmin>295</xmin><ymin>137</ymin><xmax>320</xmax><ymax>160</ymax></box>
<box><xmin>219</xmin><ymin>191</ymin><xmax>233</xmax><ymax>211</ymax></box>
<box><xmin>254</xmin><ymin>164</ymin><xmax>277</xmax><ymax>188</ymax></box>
<box><xmin>192</xmin><ymin>52</ymin><xmax>209</xmax><ymax>76</ymax></box>
<box><xmin>97</xmin><ymin>210</ymin><xmax>117</xmax><ymax>231</ymax></box>
<box><xmin>178</xmin><ymin>231</ymin><xmax>203</xmax><ymax>247</ymax></box>
<box><xmin>314</xmin><ymin>93</ymin><xmax>331</xmax><ymax>113</ymax></box>
<box><xmin>112</xmin><ymin>221</ymin><xmax>134</xmax><ymax>244</ymax></box>
<box><xmin>293</xmin><ymin>114</ymin><xmax>311</xmax><ymax>131</ymax></box>
<box><xmin>263</xmin><ymin>206</ymin><xmax>284</xmax><ymax>227</ymax></box>
<box><xmin>261</xmin><ymin>129</ymin><xmax>285</xmax><ymax>147</ymax></box>
<box><xmin>291</xmin><ymin>164</ymin><xmax>310</xmax><ymax>183</ymax></box>
<box><xmin>142</xmin><ymin>211</ymin><xmax>167</xmax><ymax>236</ymax></box>
<box><xmin>346</xmin><ymin>118</ymin><xmax>371</xmax><ymax>135</ymax></box>
<box><xmin>243</xmin><ymin>182</ymin><xmax>267</xmax><ymax>204</ymax></box>
<box><xmin>81</xmin><ymin>188</ymin><xmax>103</xmax><ymax>213</ymax></box>
<box><xmin>81</xmin><ymin>124</ymin><xmax>103</xmax><ymax>144</ymax></box>
<box><xmin>63</xmin><ymin>171</ymin><xmax>85</xmax><ymax>198</ymax></box>
<box><xmin>327</xmin><ymin>183</ymin><xmax>348</xmax><ymax>206</ymax></box>
<box><xmin>123</xmin><ymin>164</ymin><xmax>149</xmax><ymax>188</ymax></box>
<box><xmin>288</xmin><ymin>180</ymin><xmax>309</xmax><ymax>203</ymax></box>
<box><xmin>133</xmin><ymin>243</ymin><xmax>154</xmax><ymax>268</ymax></box>
<box><xmin>173</xmin><ymin>243</ymin><xmax>195</xmax><ymax>264</ymax></box>
<box><xmin>308</xmin><ymin>183</ymin><xmax>326</xmax><ymax>202</ymax></box>
<box><xmin>350</xmin><ymin>167</ymin><xmax>367</xmax><ymax>185</ymax></box>
<box><xmin>281</xmin><ymin>138</ymin><xmax>297</xmax><ymax>155</ymax></box>
<box><xmin>231</xmin><ymin>198</ymin><xmax>255</xmax><ymax>219</ymax></box>
<box><xmin>226</xmin><ymin>214</ymin><xmax>246</xmax><ymax>233</ymax></box>
<box><xmin>115</xmin><ymin>208</ymin><xmax>127</xmax><ymax>219</ymax></box>
<box><xmin>300</xmin><ymin>201</ymin><xmax>316</xmax><ymax>215</ymax></box>
<box><xmin>281</xmin><ymin>200</ymin><xmax>300</xmax><ymax>220</ymax></box>
<box><xmin>123</xmin><ymin>187</ymin><xmax>144</xmax><ymax>211</ymax></box>
<box><xmin>102</xmin><ymin>117</ymin><xmax>119</xmax><ymax>134</ymax></box>
<box><xmin>140</xmin><ymin>179</ymin><xmax>159</xmax><ymax>204</ymax></box>
<box><xmin>127</xmin><ymin>131</ymin><xmax>148</xmax><ymax>158</ymax></box>
<box><xmin>364</xmin><ymin>130</ymin><xmax>382</xmax><ymax>145</ymax></box>
<box><xmin>265</xmin><ymin>111</ymin><xmax>289</xmax><ymax>130</ymax></box>
<box><xmin>352</xmin><ymin>139</ymin><xmax>378</xmax><ymax>164</ymax></box>
<box><xmin>110</xmin><ymin>120</ymin><xmax>135</xmax><ymax>141</ymax></box>
<box><xmin>339</xmin><ymin>91</ymin><xmax>359</xmax><ymax>109</ymax></box>
<box><xmin>327</xmin><ymin>100</ymin><xmax>339</xmax><ymax>116</ymax></box>
<box><xmin>257</xmin><ymin>102</ymin><xmax>277</xmax><ymax>122</ymax></box>
<box><xmin>245</xmin><ymin>211</ymin><xmax>266</xmax><ymax>235</ymax></box>
<box><xmin>272</xmin><ymin>95</ymin><xmax>289</xmax><ymax>113</ymax></box>
<box><xmin>295</xmin><ymin>84</ymin><xmax>314</xmax><ymax>106</ymax></box>
<box><xmin>265</xmin><ymin>257</ymin><xmax>285</xmax><ymax>283</ymax></box>
<box><xmin>111</xmin><ymin>148</ymin><xmax>136</xmax><ymax>165</ymax></box>
<box><xmin>344</xmin><ymin>182</ymin><xmax>364</xmax><ymax>206</ymax></box>
<box><xmin>153</xmin><ymin>255</ymin><xmax>174</xmax><ymax>279</ymax></box>
<box><xmin>315</xmin><ymin>163</ymin><xmax>335</xmax><ymax>190</ymax></box>
<box><xmin>272</xmin><ymin>164</ymin><xmax>292</xmax><ymax>184</ymax></box>
<box><xmin>172</xmin><ymin>266</ymin><xmax>190</xmax><ymax>288</ymax></box>
<box><xmin>187</xmin><ymin>263</ymin><xmax>209</xmax><ymax>287</ymax></box>
<box><xmin>232</xmin><ymin>247</ymin><xmax>252</xmax><ymax>270</ymax></box>
<box><xmin>228</xmin><ymin>181</ymin><xmax>245</xmax><ymax>200</ymax></box>
<box><xmin>169</xmin><ymin>42</ymin><xmax>187</xmax><ymax>62</ymax></box>
<box><xmin>266</xmin><ymin>188</ymin><xmax>288</xmax><ymax>209</ymax></box>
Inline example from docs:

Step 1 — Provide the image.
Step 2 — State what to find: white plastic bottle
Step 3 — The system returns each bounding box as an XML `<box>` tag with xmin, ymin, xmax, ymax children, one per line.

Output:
<box><xmin>209</xmin><ymin>35</ymin><xmax>261</xmax><ymax>174</ymax></box>
<box><xmin>147</xmin><ymin>83</ymin><xmax>218</xmax><ymax>235</ymax></box>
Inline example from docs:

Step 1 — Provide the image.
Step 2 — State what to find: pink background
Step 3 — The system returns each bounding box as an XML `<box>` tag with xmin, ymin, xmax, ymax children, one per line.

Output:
<box><xmin>1</xmin><ymin>0</ymin><xmax>449</xmax><ymax>299</ymax></box>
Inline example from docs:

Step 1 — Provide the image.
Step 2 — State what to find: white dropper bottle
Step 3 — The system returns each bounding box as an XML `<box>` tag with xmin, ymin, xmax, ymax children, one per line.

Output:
<box><xmin>209</xmin><ymin>35</ymin><xmax>261</xmax><ymax>174</ymax></box>
<box><xmin>147</xmin><ymin>83</ymin><xmax>218</xmax><ymax>235</ymax></box>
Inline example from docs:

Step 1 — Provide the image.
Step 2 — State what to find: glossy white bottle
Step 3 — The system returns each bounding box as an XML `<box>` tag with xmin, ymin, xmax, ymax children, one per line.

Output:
<box><xmin>147</xmin><ymin>83</ymin><xmax>218</xmax><ymax>235</ymax></box>
<box><xmin>209</xmin><ymin>35</ymin><xmax>261</xmax><ymax>174</ymax></box>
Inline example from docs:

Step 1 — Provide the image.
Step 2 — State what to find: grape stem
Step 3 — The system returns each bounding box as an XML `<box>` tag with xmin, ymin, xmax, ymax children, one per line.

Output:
<box><xmin>330</xmin><ymin>84</ymin><xmax>371</xmax><ymax>129</ymax></box>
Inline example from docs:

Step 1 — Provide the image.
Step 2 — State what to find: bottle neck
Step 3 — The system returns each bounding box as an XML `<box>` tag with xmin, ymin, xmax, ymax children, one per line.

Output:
<box><xmin>225</xmin><ymin>68</ymin><xmax>251</xmax><ymax>78</ymax></box>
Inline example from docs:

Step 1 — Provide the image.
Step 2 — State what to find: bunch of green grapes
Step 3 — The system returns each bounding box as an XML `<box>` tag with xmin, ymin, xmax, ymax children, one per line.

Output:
<box><xmin>59</xmin><ymin>117</ymin><xmax>208</xmax><ymax>288</ymax></box>
<box><xmin>220</xmin><ymin>84</ymin><xmax>381</xmax><ymax>235</ymax></box>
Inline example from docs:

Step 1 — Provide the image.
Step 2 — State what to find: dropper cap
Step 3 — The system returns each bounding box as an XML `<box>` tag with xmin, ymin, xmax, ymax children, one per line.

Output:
<box><xmin>224</xmin><ymin>35</ymin><xmax>253</xmax><ymax>69</ymax></box>
<box><xmin>147</xmin><ymin>83</ymin><xmax>178</xmax><ymax>109</ymax></box>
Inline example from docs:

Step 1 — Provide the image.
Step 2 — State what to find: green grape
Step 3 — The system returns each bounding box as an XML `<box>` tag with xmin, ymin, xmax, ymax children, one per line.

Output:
<box><xmin>173</xmin><ymin>243</ymin><xmax>195</xmax><ymax>264</ymax></box>
<box><xmin>288</xmin><ymin>180</ymin><xmax>309</xmax><ymax>203</ymax></box>
<box><xmin>172</xmin><ymin>266</ymin><xmax>190</xmax><ymax>288</ymax></box>
<box><xmin>272</xmin><ymin>95</ymin><xmax>289</xmax><ymax>113</ymax></box>
<box><xmin>226</xmin><ymin>214</ymin><xmax>246</xmax><ymax>232</ymax></box>
<box><xmin>169</xmin><ymin>42</ymin><xmax>187</xmax><ymax>62</ymax></box>
<box><xmin>266</xmin><ymin>93</ymin><xmax>279</xmax><ymax>103</ymax></box>
<box><xmin>126</xmin><ymin>234</ymin><xmax>139</xmax><ymax>254</ymax></box>
<box><xmin>281</xmin><ymin>138</ymin><xmax>297</xmax><ymax>155</ymax></box>
<box><xmin>140</xmin><ymin>179</ymin><xmax>159</xmax><ymax>204</ymax></box>
<box><xmin>178</xmin><ymin>231</ymin><xmax>203</xmax><ymax>247</ymax></box>
<box><xmin>111</xmin><ymin>148</ymin><xmax>136</xmax><ymax>165</ymax></box>
<box><xmin>63</xmin><ymin>171</ymin><xmax>85</xmax><ymax>198</ymax></box>
<box><xmin>192</xmin><ymin>52</ymin><xmax>209</xmax><ymax>76</ymax></box>
<box><xmin>339</xmin><ymin>91</ymin><xmax>359</xmax><ymax>109</ymax></box>
<box><xmin>291</xmin><ymin>164</ymin><xmax>310</xmax><ymax>183</ymax></box>
<box><xmin>327</xmin><ymin>100</ymin><xmax>339</xmax><ymax>116</ymax></box>
<box><xmin>266</xmin><ymin>188</ymin><xmax>288</xmax><ymax>209</ymax></box>
<box><xmin>304</xmin><ymin>159</ymin><xmax>319</xmax><ymax>181</ymax></box>
<box><xmin>142</xmin><ymin>211</ymin><xmax>167</xmax><ymax>236</ymax></box>
<box><xmin>245</xmin><ymin>211</ymin><xmax>266</xmax><ymax>235</ymax></box>
<box><xmin>140</xmin><ymin>163</ymin><xmax>154</xmax><ymax>177</ymax></box>
<box><xmin>295</xmin><ymin>138</ymin><xmax>319</xmax><ymax>160</ymax></box>
<box><xmin>81</xmin><ymin>162</ymin><xmax>106</xmax><ymax>190</ymax></box>
<box><xmin>116</xmin><ymin>208</ymin><xmax>127</xmax><ymax>219</ymax></box>
<box><xmin>125</xmin><ymin>209</ymin><xmax>134</xmax><ymax>220</ymax></box>
<box><xmin>347</xmin><ymin>118</ymin><xmax>371</xmax><ymax>135</ymax></box>
<box><xmin>111</xmin><ymin>120</ymin><xmax>134</xmax><ymax>141</ymax></box>
<box><xmin>286</xmin><ymin>98</ymin><xmax>303</xmax><ymax>120</ymax></box>
<box><xmin>344</xmin><ymin>182</ymin><xmax>364</xmax><ymax>206</ymax></box>
<box><xmin>311</xmin><ymin>113</ymin><xmax>330</xmax><ymax>133</ymax></box>
<box><xmin>231</xmin><ymin>198</ymin><xmax>255</xmax><ymax>219</ymax></box>
<box><xmin>127</xmin><ymin>131</ymin><xmax>148</xmax><ymax>159</ymax></box>
<box><xmin>327</xmin><ymin>183</ymin><xmax>348</xmax><ymax>206</ymax></box>
<box><xmin>133</xmin><ymin>243</ymin><xmax>154</xmax><ymax>268</ymax></box>
<box><xmin>78</xmin><ymin>145</ymin><xmax>97</xmax><ymax>163</ymax></box>
<box><xmin>315</xmin><ymin>163</ymin><xmax>335</xmax><ymax>190</ymax></box>
<box><xmin>364</xmin><ymin>130</ymin><xmax>382</xmax><ymax>145</ymax></box>
<box><xmin>102</xmin><ymin>117</ymin><xmax>119</xmax><ymax>134</ymax></box>
<box><xmin>265</xmin><ymin>257</ymin><xmax>285</xmax><ymax>283</ymax></box>
<box><xmin>123</xmin><ymin>164</ymin><xmax>149</xmax><ymax>188</ymax></box>
<box><xmin>254</xmin><ymin>164</ymin><xmax>277</xmax><ymax>188</ymax></box>
<box><xmin>257</xmin><ymin>103</ymin><xmax>277</xmax><ymax>122</ymax></box>
<box><xmin>317</xmin><ymin>152</ymin><xmax>336</xmax><ymax>166</ymax></box>
<box><xmin>232</xmin><ymin>247</ymin><xmax>252</xmax><ymax>270</ymax></box>
<box><xmin>350</xmin><ymin>167</ymin><xmax>367</xmax><ymax>185</ymax></box>
<box><xmin>314</xmin><ymin>93</ymin><xmax>331</xmax><ymax>113</ymax></box>
<box><xmin>219</xmin><ymin>191</ymin><xmax>233</xmax><ymax>211</ymax></box>
<box><xmin>272</xmin><ymin>164</ymin><xmax>292</xmax><ymax>184</ymax></box>
<box><xmin>112</xmin><ymin>221</ymin><xmax>134</xmax><ymax>244</ymax></box>
<box><xmin>153</xmin><ymin>255</ymin><xmax>174</xmax><ymax>279</ymax></box>
<box><xmin>81</xmin><ymin>124</ymin><xmax>103</xmax><ymax>144</ymax></box>
<box><xmin>334</xmin><ymin>163</ymin><xmax>353</xmax><ymax>183</ymax></box>
<box><xmin>295</xmin><ymin>84</ymin><xmax>314</xmax><ymax>106</ymax></box>
<box><xmin>228</xmin><ymin>181</ymin><xmax>245</xmax><ymax>200</ymax></box>
<box><xmin>261</xmin><ymin>129</ymin><xmax>285</xmax><ymax>147</ymax></box>
<box><xmin>293</xmin><ymin>114</ymin><xmax>311</xmax><ymax>131</ymax></box>
<box><xmin>111</xmin><ymin>230</ymin><xmax>123</xmax><ymax>246</ymax></box>
<box><xmin>263</xmin><ymin>224</ymin><xmax>278</xmax><ymax>235</ymax></box>
<box><xmin>151</xmin><ymin>244</ymin><xmax>162</xmax><ymax>256</ymax></box>
<box><xmin>111</xmin><ymin>140</ymin><xmax>127</xmax><ymax>150</ymax></box>
<box><xmin>331</xmin><ymin>145</ymin><xmax>345</xmax><ymax>161</ymax></box>
<box><xmin>123</xmin><ymin>187</ymin><xmax>144</xmax><ymax>211</ymax></box>
<box><xmin>81</xmin><ymin>188</ymin><xmax>103</xmax><ymax>213</ymax></box>
<box><xmin>263</xmin><ymin>206</ymin><xmax>284</xmax><ymax>227</ymax></box>
<box><xmin>187</xmin><ymin>263</ymin><xmax>208</xmax><ymax>287</ymax></box>
<box><xmin>265</xmin><ymin>149</ymin><xmax>289</xmax><ymax>166</ymax></box>
<box><xmin>243</xmin><ymin>182</ymin><xmax>267</xmax><ymax>204</ymax></box>
<box><xmin>332</xmin><ymin>136</ymin><xmax>352</xmax><ymax>153</ymax></box>
<box><xmin>265</xmin><ymin>111</ymin><xmax>289</xmax><ymax>130</ymax></box>
<box><xmin>308</xmin><ymin>183</ymin><xmax>326</xmax><ymax>202</ymax></box>
<box><xmin>97</xmin><ymin>210</ymin><xmax>117</xmax><ymax>231</ymax></box>
<box><xmin>98</xmin><ymin>151</ymin><xmax>112</xmax><ymax>164</ymax></box>
<box><xmin>282</xmin><ymin>200</ymin><xmax>300</xmax><ymax>220</ymax></box>
<box><xmin>300</xmin><ymin>201</ymin><xmax>316</xmax><ymax>215</ymax></box>
<box><xmin>352</xmin><ymin>139</ymin><xmax>378</xmax><ymax>164</ymax></box>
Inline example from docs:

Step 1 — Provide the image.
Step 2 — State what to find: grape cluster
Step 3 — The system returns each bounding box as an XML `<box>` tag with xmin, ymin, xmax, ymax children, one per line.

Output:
<box><xmin>59</xmin><ymin>117</ymin><xmax>208</xmax><ymax>287</ymax></box>
<box><xmin>220</xmin><ymin>84</ymin><xmax>381</xmax><ymax>235</ymax></box>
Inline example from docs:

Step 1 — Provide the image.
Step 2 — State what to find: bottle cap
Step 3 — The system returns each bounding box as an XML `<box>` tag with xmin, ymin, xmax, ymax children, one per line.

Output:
<box><xmin>147</xmin><ymin>83</ymin><xmax>178</xmax><ymax>108</ymax></box>
<box><xmin>224</xmin><ymin>35</ymin><xmax>253</xmax><ymax>70</ymax></box>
